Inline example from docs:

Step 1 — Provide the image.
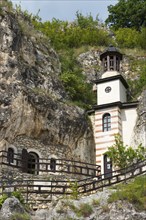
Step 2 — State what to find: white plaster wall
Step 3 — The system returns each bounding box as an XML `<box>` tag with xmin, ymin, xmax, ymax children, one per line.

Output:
<box><xmin>94</xmin><ymin>107</ymin><xmax>122</xmax><ymax>174</ymax></box>
<box><xmin>97</xmin><ymin>80</ymin><xmax>126</xmax><ymax>105</ymax></box>
<box><xmin>119</xmin><ymin>82</ymin><xmax>127</xmax><ymax>103</ymax></box>
<box><xmin>121</xmin><ymin>108</ymin><xmax>137</xmax><ymax>146</ymax></box>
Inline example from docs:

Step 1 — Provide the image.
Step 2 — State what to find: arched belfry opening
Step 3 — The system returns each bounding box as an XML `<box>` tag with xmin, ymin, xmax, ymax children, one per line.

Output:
<box><xmin>100</xmin><ymin>45</ymin><xmax>122</xmax><ymax>72</ymax></box>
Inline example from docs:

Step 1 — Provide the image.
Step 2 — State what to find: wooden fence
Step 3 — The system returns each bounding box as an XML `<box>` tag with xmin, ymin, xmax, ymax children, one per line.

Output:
<box><xmin>0</xmin><ymin>150</ymin><xmax>101</xmax><ymax>177</ymax></box>
<box><xmin>0</xmin><ymin>159</ymin><xmax>145</xmax><ymax>205</ymax></box>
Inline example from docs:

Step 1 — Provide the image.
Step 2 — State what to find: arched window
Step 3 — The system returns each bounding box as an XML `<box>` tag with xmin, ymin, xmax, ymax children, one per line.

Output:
<box><xmin>28</xmin><ymin>152</ymin><xmax>39</xmax><ymax>175</ymax></box>
<box><xmin>50</xmin><ymin>158</ymin><xmax>56</xmax><ymax>172</ymax></box>
<box><xmin>102</xmin><ymin>113</ymin><xmax>111</xmax><ymax>132</ymax></box>
<box><xmin>7</xmin><ymin>148</ymin><xmax>14</xmax><ymax>164</ymax></box>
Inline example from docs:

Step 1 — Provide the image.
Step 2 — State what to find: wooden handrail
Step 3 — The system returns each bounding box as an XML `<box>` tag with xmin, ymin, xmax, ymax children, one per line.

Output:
<box><xmin>0</xmin><ymin>150</ymin><xmax>100</xmax><ymax>177</ymax></box>
<box><xmin>0</xmin><ymin>159</ymin><xmax>145</xmax><ymax>205</ymax></box>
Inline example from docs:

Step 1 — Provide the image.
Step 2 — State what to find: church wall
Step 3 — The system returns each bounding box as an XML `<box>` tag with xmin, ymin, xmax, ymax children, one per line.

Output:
<box><xmin>121</xmin><ymin>108</ymin><xmax>137</xmax><ymax>146</ymax></box>
<box><xmin>93</xmin><ymin>106</ymin><xmax>122</xmax><ymax>174</ymax></box>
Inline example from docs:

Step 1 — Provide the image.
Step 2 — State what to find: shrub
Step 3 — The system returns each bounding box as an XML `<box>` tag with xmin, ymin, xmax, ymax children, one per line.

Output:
<box><xmin>60</xmin><ymin>49</ymin><xmax>96</xmax><ymax>109</ymax></box>
<box><xmin>92</xmin><ymin>199</ymin><xmax>100</xmax><ymax>206</ymax></box>
<box><xmin>69</xmin><ymin>202</ymin><xmax>93</xmax><ymax>217</ymax></box>
<box><xmin>10</xmin><ymin>213</ymin><xmax>30</xmax><ymax>220</ymax></box>
<box><xmin>101</xmin><ymin>205</ymin><xmax>110</xmax><ymax>213</ymax></box>
<box><xmin>12</xmin><ymin>191</ymin><xmax>24</xmax><ymax>204</ymax></box>
<box><xmin>105</xmin><ymin>134</ymin><xmax>146</xmax><ymax>170</ymax></box>
<box><xmin>0</xmin><ymin>191</ymin><xmax>24</xmax><ymax>208</ymax></box>
<box><xmin>115</xmin><ymin>28</ymin><xmax>140</xmax><ymax>48</ymax></box>
<box><xmin>139</xmin><ymin>28</ymin><xmax>146</xmax><ymax>50</ymax></box>
<box><xmin>68</xmin><ymin>180</ymin><xmax>79</xmax><ymax>200</ymax></box>
<box><xmin>33</xmin><ymin>12</ymin><xmax>110</xmax><ymax>50</ymax></box>
<box><xmin>78</xmin><ymin>203</ymin><xmax>93</xmax><ymax>217</ymax></box>
<box><xmin>0</xmin><ymin>194</ymin><xmax>8</xmax><ymax>208</ymax></box>
<box><xmin>108</xmin><ymin>175</ymin><xmax>146</xmax><ymax>211</ymax></box>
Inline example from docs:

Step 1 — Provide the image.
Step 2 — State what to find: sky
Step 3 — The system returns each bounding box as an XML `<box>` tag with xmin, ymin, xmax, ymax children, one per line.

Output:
<box><xmin>11</xmin><ymin>0</ymin><xmax>118</xmax><ymax>23</ymax></box>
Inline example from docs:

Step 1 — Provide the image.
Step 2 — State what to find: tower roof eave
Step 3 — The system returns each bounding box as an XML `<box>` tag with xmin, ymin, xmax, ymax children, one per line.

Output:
<box><xmin>100</xmin><ymin>45</ymin><xmax>123</xmax><ymax>60</ymax></box>
<box><xmin>93</xmin><ymin>74</ymin><xmax>129</xmax><ymax>89</ymax></box>
<box><xmin>91</xmin><ymin>101</ymin><xmax>139</xmax><ymax>111</ymax></box>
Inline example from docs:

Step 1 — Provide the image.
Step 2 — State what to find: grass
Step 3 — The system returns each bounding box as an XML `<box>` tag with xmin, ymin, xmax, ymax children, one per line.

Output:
<box><xmin>121</xmin><ymin>48</ymin><xmax>146</xmax><ymax>57</ymax></box>
<box><xmin>108</xmin><ymin>175</ymin><xmax>146</xmax><ymax>211</ymax></box>
<box><xmin>68</xmin><ymin>202</ymin><xmax>93</xmax><ymax>218</ymax></box>
<box><xmin>10</xmin><ymin>213</ymin><xmax>30</xmax><ymax>220</ymax></box>
<box><xmin>92</xmin><ymin>198</ymin><xmax>100</xmax><ymax>206</ymax></box>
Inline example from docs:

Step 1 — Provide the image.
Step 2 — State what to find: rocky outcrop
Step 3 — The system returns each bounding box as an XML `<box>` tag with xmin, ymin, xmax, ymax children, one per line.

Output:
<box><xmin>0</xmin><ymin>197</ymin><xmax>31</xmax><ymax>220</ymax></box>
<box><xmin>0</xmin><ymin>4</ymin><xmax>95</xmax><ymax>163</ymax></box>
<box><xmin>1</xmin><ymin>189</ymin><xmax>146</xmax><ymax>220</ymax></box>
<box><xmin>77</xmin><ymin>50</ymin><xmax>101</xmax><ymax>82</ymax></box>
<box><xmin>77</xmin><ymin>48</ymin><xmax>146</xmax><ymax>84</ymax></box>
<box><xmin>31</xmin><ymin>189</ymin><xmax>146</xmax><ymax>220</ymax></box>
<box><xmin>131</xmin><ymin>90</ymin><xmax>146</xmax><ymax>148</ymax></box>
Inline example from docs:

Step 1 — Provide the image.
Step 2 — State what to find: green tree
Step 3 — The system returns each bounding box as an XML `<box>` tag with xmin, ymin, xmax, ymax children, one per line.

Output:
<box><xmin>129</xmin><ymin>61</ymin><xmax>146</xmax><ymax>98</ymax></box>
<box><xmin>33</xmin><ymin>12</ymin><xmax>110</xmax><ymax>50</ymax></box>
<box><xmin>75</xmin><ymin>11</ymin><xmax>98</xmax><ymax>29</ymax></box>
<box><xmin>115</xmin><ymin>28</ymin><xmax>140</xmax><ymax>48</ymax></box>
<box><xmin>106</xmin><ymin>0</ymin><xmax>146</xmax><ymax>30</ymax></box>
<box><xmin>105</xmin><ymin>134</ymin><xmax>146</xmax><ymax>170</ymax></box>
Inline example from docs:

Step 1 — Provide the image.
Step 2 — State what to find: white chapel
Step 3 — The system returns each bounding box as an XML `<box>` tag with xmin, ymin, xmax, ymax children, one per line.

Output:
<box><xmin>89</xmin><ymin>45</ymin><xmax>139</xmax><ymax>175</ymax></box>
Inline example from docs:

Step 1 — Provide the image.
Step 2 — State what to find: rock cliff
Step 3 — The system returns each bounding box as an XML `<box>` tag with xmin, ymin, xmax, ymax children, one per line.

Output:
<box><xmin>0</xmin><ymin>4</ymin><xmax>95</xmax><ymax>163</ymax></box>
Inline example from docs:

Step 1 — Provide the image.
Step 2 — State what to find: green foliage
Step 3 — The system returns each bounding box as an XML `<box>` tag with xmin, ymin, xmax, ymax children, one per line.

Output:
<box><xmin>114</xmin><ymin>27</ymin><xmax>146</xmax><ymax>50</ymax></box>
<box><xmin>115</xmin><ymin>28</ymin><xmax>139</xmax><ymax>48</ymax></box>
<box><xmin>0</xmin><ymin>194</ymin><xmax>8</xmax><ymax>208</ymax></box>
<box><xmin>75</xmin><ymin>11</ymin><xmax>98</xmax><ymax>29</ymax></box>
<box><xmin>0</xmin><ymin>191</ymin><xmax>24</xmax><ymax>208</ymax></box>
<box><xmin>60</xmin><ymin>50</ymin><xmax>96</xmax><ymax>109</ymax></box>
<box><xmin>138</xmin><ymin>28</ymin><xmax>146</xmax><ymax>50</ymax></box>
<box><xmin>108</xmin><ymin>175</ymin><xmax>146</xmax><ymax>210</ymax></box>
<box><xmin>128</xmin><ymin>60</ymin><xmax>146</xmax><ymax>98</ymax></box>
<box><xmin>92</xmin><ymin>198</ymin><xmax>100</xmax><ymax>206</ymax></box>
<box><xmin>106</xmin><ymin>0</ymin><xmax>146</xmax><ymax>30</ymax></box>
<box><xmin>78</xmin><ymin>203</ymin><xmax>93</xmax><ymax>217</ymax></box>
<box><xmin>33</xmin><ymin>12</ymin><xmax>111</xmax><ymax>50</ymax></box>
<box><xmin>12</xmin><ymin>191</ymin><xmax>24</xmax><ymax>204</ymax></box>
<box><xmin>69</xmin><ymin>202</ymin><xmax>93</xmax><ymax>217</ymax></box>
<box><xmin>0</xmin><ymin>0</ymin><xmax>13</xmax><ymax>16</ymax></box>
<box><xmin>10</xmin><ymin>213</ymin><xmax>30</xmax><ymax>220</ymax></box>
<box><xmin>105</xmin><ymin>134</ymin><xmax>146</xmax><ymax>170</ymax></box>
<box><xmin>101</xmin><ymin>205</ymin><xmax>110</xmax><ymax>213</ymax></box>
<box><xmin>68</xmin><ymin>180</ymin><xmax>79</xmax><ymax>200</ymax></box>
<box><xmin>18</xmin><ymin>20</ymin><xmax>36</xmax><ymax>37</ymax></box>
<box><xmin>15</xmin><ymin>3</ymin><xmax>41</xmax><ymax>23</ymax></box>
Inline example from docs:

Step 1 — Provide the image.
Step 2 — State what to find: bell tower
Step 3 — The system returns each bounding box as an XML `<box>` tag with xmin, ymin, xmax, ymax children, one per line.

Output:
<box><xmin>96</xmin><ymin>45</ymin><xmax>128</xmax><ymax>106</ymax></box>
<box><xmin>90</xmin><ymin>45</ymin><xmax>138</xmax><ymax>176</ymax></box>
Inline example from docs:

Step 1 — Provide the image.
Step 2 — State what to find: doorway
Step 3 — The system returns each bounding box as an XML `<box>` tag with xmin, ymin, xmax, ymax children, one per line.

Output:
<box><xmin>104</xmin><ymin>154</ymin><xmax>112</xmax><ymax>178</ymax></box>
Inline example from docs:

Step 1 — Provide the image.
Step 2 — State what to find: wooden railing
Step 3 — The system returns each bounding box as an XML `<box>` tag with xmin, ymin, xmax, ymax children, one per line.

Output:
<box><xmin>0</xmin><ymin>159</ymin><xmax>145</xmax><ymax>205</ymax></box>
<box><xmin>0</xmin><ymin>150</ymin><xmax>101</xmax><ymax>177</ymax></box>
